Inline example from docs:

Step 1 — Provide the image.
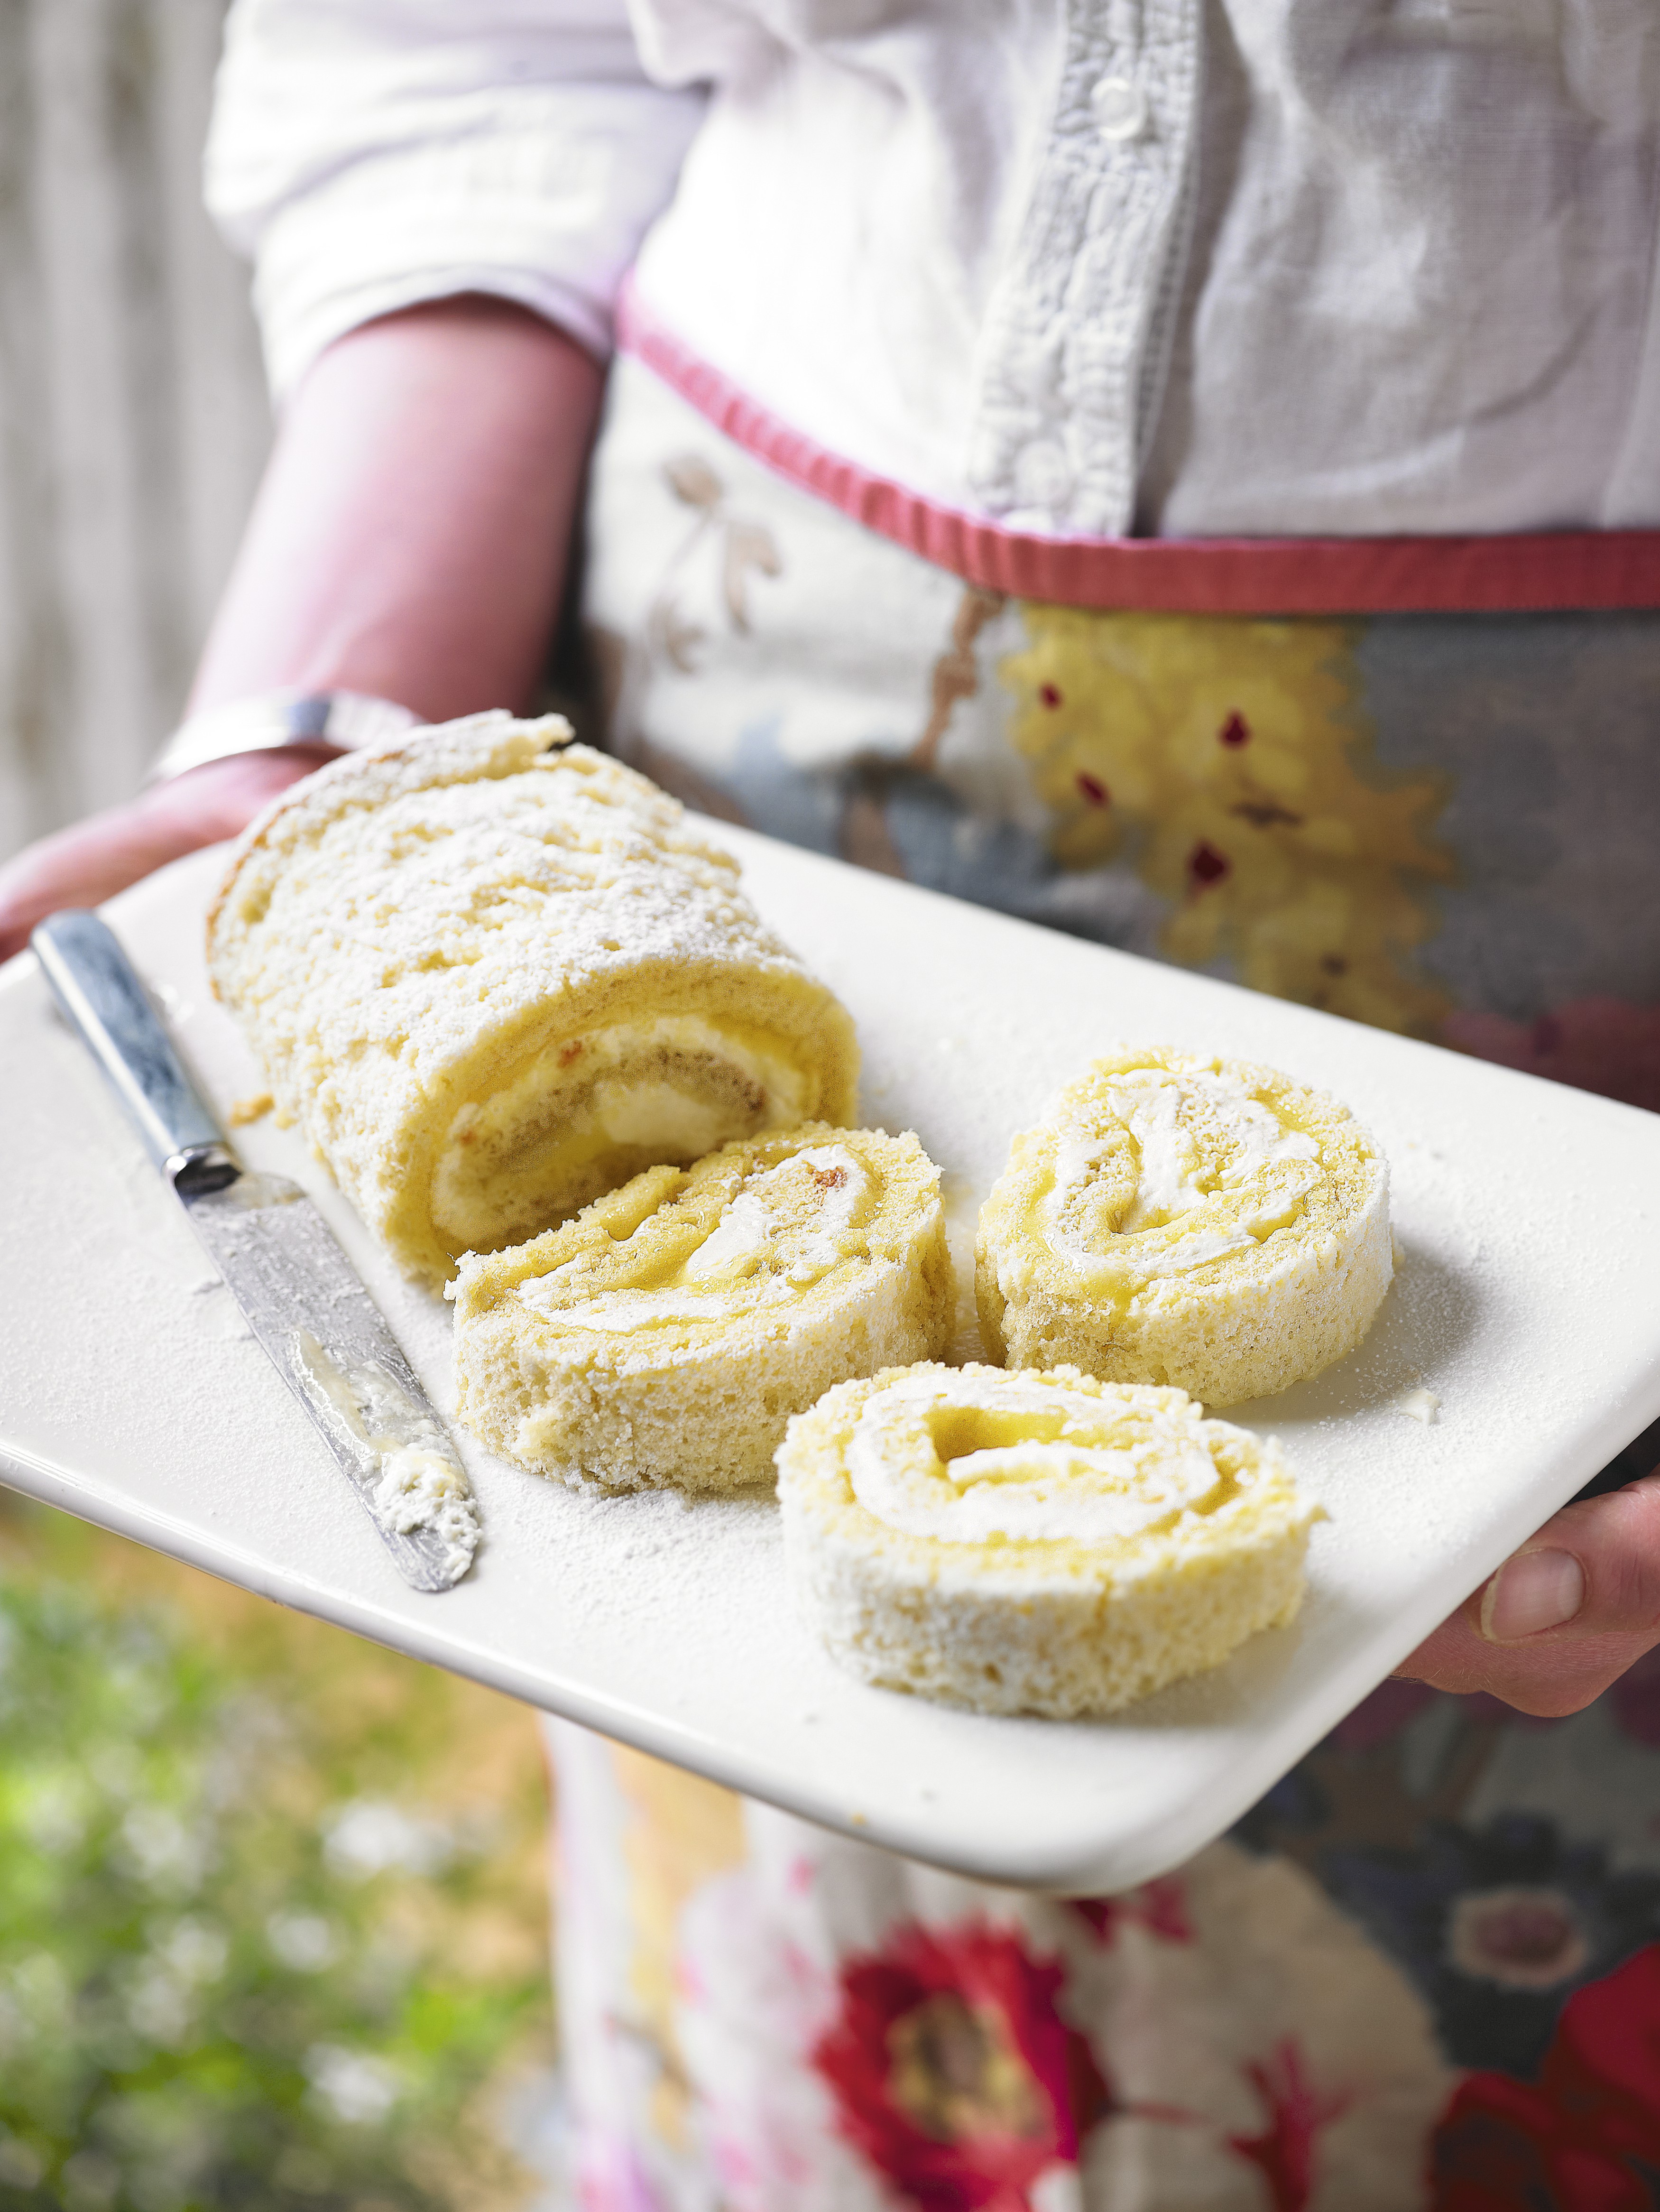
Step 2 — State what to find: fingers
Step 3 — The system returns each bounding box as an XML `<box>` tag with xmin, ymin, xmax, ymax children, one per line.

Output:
<box><xmin>0</xmin><ymin>814</ymin><xmax>178</xmax><ymax>963</ymax></box>
<box><xmin>1395</xmin><ymin>1470</ymin><xmax>1660</xmax><ymax>1716</ymax></box>
<box><xmin>0</xmin><ymin>747</ymin><xmax>336</xmax><ymax>963</ymax></box>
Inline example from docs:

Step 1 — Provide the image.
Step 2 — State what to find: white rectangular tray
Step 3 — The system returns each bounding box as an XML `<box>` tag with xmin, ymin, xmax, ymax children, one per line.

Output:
<box><xmin>4</xmin><ymin>830</ymin><xmax>1660</xmax><ymax>1892</ymax></box>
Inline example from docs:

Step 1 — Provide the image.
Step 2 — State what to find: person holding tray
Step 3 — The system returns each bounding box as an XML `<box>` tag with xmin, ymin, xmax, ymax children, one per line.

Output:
<box><xmin>5</xmin><ymin>2</ymin><xmax>1660</xmax><ymax>2197</ymax></box>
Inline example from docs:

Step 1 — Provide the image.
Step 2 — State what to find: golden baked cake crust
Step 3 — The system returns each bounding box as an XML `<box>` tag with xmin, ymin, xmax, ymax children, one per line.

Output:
<box><xmin>778</xmin><ymin>1361</ymin><xmax>1319</xmax><ymax>1718</ymax></box>
<box><xmin>451</xmin><ymin>1123</ymin><xmax>952</xmax><ymax>1494</ymax></box>
<box><xmin>976</xmin><ymin>1046</ymin><xmax>1390</xmax><ymax>1407</ymax></box>
<box><xmin>207</xmin><ymin>714</ymin><xmax>859</xmax><ymax>1286</ymax></box>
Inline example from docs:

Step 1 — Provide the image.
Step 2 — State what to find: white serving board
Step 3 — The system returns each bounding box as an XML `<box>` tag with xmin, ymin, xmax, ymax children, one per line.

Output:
<box><xmin>3</xmin><ymin>830</ymin><xmax>1660</xmax><ymax>1893</ymax></box>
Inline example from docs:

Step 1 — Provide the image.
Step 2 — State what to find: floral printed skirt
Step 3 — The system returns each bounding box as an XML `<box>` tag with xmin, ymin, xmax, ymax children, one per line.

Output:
<box><xmin>553</xmin><ymin>354</ymin><xmax>1660</xmax><ymax>2209</ymax></box>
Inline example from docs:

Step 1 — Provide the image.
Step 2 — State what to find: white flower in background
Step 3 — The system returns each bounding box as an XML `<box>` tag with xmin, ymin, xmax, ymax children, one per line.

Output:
<box><xmin>125</xmin><ymin>1919</ymin><xmax>228</xmax><ymax>2049</ymax></box>
<box><xmin>267</xmin><ymin>1912</ymin><xmax>338</xmax><ymax>1973</ymax></box>
<box><xmin>157</xmin><ymin>1918</ymin><xmax>228</xmax><ymax>1986</ymax></box>
<box><xmin>321</xmin><ymin>1799</ymin><xmax>453</xmax><ymax>1880</ymax></box>
<box><xmin>127</xmin><ymin>1967</ymin><xmax>192</xmax><ymax>2049</ymax></box>
<box><xmin>120</xmin><ymin>1803</ymin><xmax>207</xmax><ymax>1891</ymax></box>
<box><xmin>304</xmin><ymin>2044</ymin><xmax>403</xmax><ymax>2125</ymax></box>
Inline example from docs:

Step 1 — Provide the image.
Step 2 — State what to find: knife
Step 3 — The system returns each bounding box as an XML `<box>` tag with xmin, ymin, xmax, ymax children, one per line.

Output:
<box><xmin>31</xmin><ymin>910</ymin><xmax>480</xmax><ymax>1592</ymax></box>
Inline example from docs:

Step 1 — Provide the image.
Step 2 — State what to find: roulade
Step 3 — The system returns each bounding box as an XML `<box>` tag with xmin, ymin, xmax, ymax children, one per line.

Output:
<box><xmin>778</xmin><ymin>1361</ymin><xmax>1318</xmax><ymax>1717</ymax></box>
<box><xmin>450</xmin><ymin>1123</ymin><xmax>952</xmax><ymax>1493</ymax></box>
<box><xmin>208</xmin><ymin>714</ymin><xmax>859</xmax><ymax>1286</ymax></box>
<box><xmin>976</xmin><ymin>1047</ymin><xmax>1390</xmax><ymax>1406</ymax></box>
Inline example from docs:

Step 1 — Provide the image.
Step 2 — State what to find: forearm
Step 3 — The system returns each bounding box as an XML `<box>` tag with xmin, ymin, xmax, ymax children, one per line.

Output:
<box><xmin>192</xmin><ymin>294</ymin><xmax>603</xmax><ymax>718</ymax></box>
<box><xmin>0</xmin><ymin>295</ymin><xmax>602</xmax><ymax>960</ymax></box>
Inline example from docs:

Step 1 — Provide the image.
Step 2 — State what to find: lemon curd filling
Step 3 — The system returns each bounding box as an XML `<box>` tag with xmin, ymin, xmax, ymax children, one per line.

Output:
<box><xmin>779</xmin><ymin>1361</ymin><xmax>1321</xmax><ymax>1718</ymax></box>
<box><xmin>514</xmin><ymin>1141</ymin><xmax>874</xmax><ymax>1334</ymax></box>
<box><xmin>431</xmin><ymin>1015</ymin><xmax>812</xmax><ymax>1258</ymax></box>
<box><xmin>978</xmin><ymin>1047</ymin><xmax>1392</xmax><ymax>1406</ymax></box>
<box><xmin>1039</xmin><ymin>1064</ymin><xmax>1325</xmax><ymax>1287</ymax></box>
<box><xmin>848</xmin><ymin>1371</ymin><xmax>1229</xmax><ymax>1546</ymax></box>
<box><xmin>450</xmin><ymin>1126</ymin><xmax>951</xmax><ymax>1493</ymax></box>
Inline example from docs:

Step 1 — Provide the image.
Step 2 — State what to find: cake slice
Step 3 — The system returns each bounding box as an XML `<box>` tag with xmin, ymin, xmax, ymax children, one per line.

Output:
<box><xmin>779</xmin><ymin>1361</ymin><xmax>1319</xmax><ymax>1717</ymax></box>
<box><xmin>451</xmin><ymin>1124</ymin><xmax>951</xmax><ymax>1493</ymax></box>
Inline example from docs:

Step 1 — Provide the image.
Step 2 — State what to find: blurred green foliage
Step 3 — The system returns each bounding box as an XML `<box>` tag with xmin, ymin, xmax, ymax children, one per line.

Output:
<box><xmin>0</xmin><ymin>1509</ymin><xmax>551</xmax><ymax>2211</ymax></box>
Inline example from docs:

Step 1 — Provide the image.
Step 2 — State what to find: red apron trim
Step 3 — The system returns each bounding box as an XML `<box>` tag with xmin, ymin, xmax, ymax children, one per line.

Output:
<box><xmin>618</xmin><ymin>284</ymin><xmax>1660</xmax><ymax>617</ymax></box>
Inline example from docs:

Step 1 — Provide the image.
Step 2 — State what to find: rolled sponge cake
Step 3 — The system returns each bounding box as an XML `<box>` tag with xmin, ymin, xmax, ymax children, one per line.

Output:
<box><xmin>450</xmin><ymin>1123</ymin><xmax>953</xmax><ymax>1493</ymax></box>
<box><xmin>977</xmin><ymin>1047</ymin><xmax>1391</xmax><ymax>1407</ymax></box>
<box><xmin>778</xmin><ymin>1362</ymin><xmax>1319</xmax><ymax>1717</ymax></box>
<box><xmin>207</xmin><ymin>714</ymin><xmax>859</xmax><ymax>1286</ymax></box>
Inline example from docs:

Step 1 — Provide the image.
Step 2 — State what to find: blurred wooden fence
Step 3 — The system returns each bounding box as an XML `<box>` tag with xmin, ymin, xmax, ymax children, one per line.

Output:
<box><xmin>0</xmin><ymin>0</ymin><xmax>270</xmax><ymax>861</ymax></box>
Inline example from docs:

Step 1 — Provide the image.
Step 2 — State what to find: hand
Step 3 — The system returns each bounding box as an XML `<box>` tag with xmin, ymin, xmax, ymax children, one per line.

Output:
<box><xmin>0</xmin><ymin>746</ymin><xmax>337</xmax><ymax>963</ymax></box>
<box><xmin>1395</xmin><ymin>1469</ymin><xmax>1660</xmax><ymax>1715</ymax></box>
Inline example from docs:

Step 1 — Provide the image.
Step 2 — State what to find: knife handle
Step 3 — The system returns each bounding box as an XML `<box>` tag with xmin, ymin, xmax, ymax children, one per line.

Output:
<box><xmin>33</xmin><ymin>910</ymin><xmax>238</xmax><ymax>1191</ymax></box>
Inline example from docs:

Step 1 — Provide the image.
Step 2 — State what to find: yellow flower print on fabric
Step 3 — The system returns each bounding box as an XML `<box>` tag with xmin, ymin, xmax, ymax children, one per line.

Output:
<box><xmin>1002</xmin><ymin>608</ymin><xmax>1454</xmax><ymax>1035</ymax></box>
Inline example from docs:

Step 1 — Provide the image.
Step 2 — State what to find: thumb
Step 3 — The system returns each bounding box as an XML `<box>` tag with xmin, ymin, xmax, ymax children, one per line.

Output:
<box><xmin>1395</xmin><ymin>1472</ymin><xmax>1660</xmax><ymax>1717</ymax></box>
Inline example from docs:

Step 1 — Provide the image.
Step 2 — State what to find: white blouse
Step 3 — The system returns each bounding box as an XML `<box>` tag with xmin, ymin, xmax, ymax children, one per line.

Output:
<box><xmin>207</xmin><ymin>0</ymin><xmax>1660</xmax><ymax>541</ymax></box>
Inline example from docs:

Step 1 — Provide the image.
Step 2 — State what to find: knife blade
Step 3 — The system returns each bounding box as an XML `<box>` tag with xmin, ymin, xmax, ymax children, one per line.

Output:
<box><xmin>32</xmin><ymin>910</ymin><xmax>480</xmax><ymax>1592</ymax></box>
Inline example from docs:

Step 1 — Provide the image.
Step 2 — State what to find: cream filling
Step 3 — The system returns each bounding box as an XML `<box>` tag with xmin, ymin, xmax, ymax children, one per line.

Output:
<box><xmin>849</xmin><ymin>1371</ymin><xmax>1223</xmax><ymax>1546</ymax></box>
<box><xmin>433</xmin><ymin>1015</ymin><xmax>811</xmax><ymax>1249</ymax></box>
<box><xmin>1044</xmin><ymin>1066</ymin><xmax>1322</xmax><ymax>1276</ymax></box>
<box><xmin>289</xmin><ymin>1332</ymin><xmax>480</xmax><ymax>1578</ymax></box>
<box><xmin>517</xmin><ymin>1143</ymin><xmax>873</xmax><ymax>1333</ymax></box>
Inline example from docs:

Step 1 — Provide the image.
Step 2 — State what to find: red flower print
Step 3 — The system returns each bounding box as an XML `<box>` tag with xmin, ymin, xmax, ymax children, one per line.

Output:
<box><xmin>1188</xmin><ymin>839</ymin><xmax>1231</xmax><ymax>889</ymax></box>
<box><xmin>1225</xmin><ymin>2039</ymin><xmax>1353</xmax><ymax>2212</ymax></box>
<box><xmin>812</xmin><ymin>1917</ymin><xmax>1112</xmax><ymax>2212</ymax></box>
<box><xmin>1429</xmin><ymin>1944</ymin><xmax>1660</xmax><ymax>2212</ymax></box>
<box><xmin>1075</xmin><ymin>771</ymin><xmax>1110</xmax><ymax>807</ymax></box>
<box><xmin>1039</xmin><ymin>683</ymin><xmax>1063</xmax><ymax>709</ymax></box>
<box><xmin>1219</xmin><ymin>710</ymin><xmax>1251</xmax><ymax>748</ymax></box>
<box><xmin>1070</xmin><ymin>1876</ymin><xmax>1192</xmax><ymax>1947</ymax></box>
